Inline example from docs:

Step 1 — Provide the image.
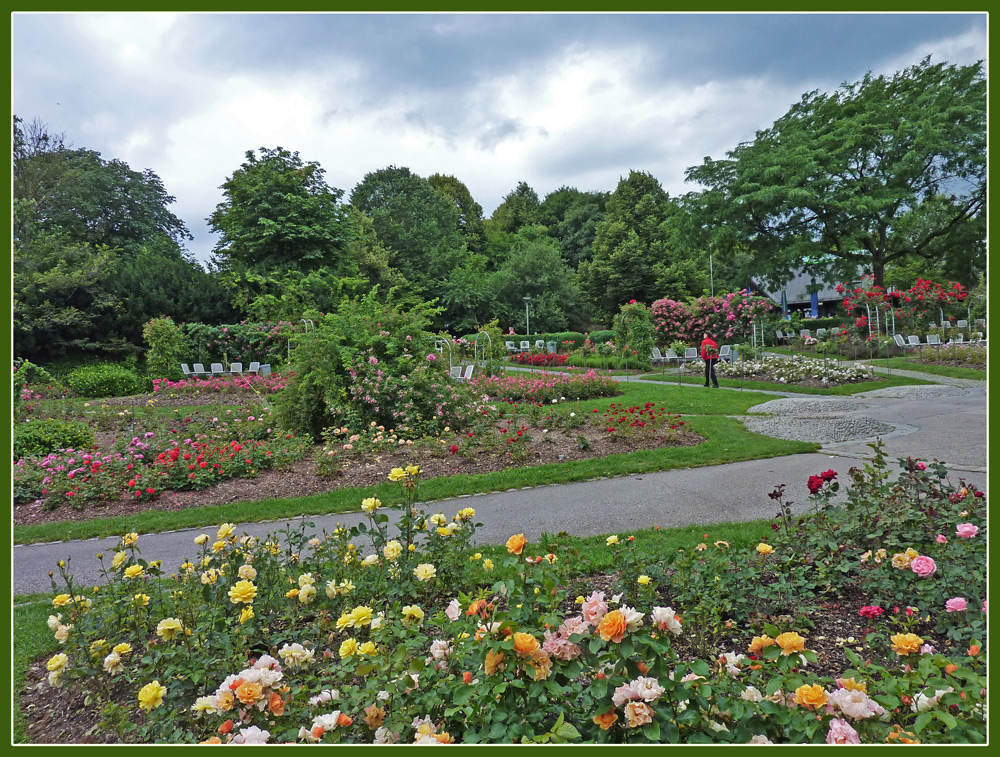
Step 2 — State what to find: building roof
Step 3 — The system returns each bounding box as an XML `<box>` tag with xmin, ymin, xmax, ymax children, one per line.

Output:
<box><xmin>754</xmin><ymin>268</ymin><xmax>861</xmax><ymax>306</ymax></box>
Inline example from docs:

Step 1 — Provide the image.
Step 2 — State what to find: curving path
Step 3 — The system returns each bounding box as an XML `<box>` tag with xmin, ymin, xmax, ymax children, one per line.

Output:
<box><xmin>12</xmin><ymin>371</ymin><xmax>987</xmax><ymax>597</ymax></box>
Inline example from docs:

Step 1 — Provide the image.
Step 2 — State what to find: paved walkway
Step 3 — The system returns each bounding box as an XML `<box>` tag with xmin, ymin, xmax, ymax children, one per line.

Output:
<box><xmin>13</xmin><ymin>368</ymin><xmax>987</xmax><ymax>597</ymax></box>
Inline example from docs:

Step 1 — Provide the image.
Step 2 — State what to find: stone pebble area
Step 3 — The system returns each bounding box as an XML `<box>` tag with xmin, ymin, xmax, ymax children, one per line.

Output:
<box><xmin>740</xmin><ymin>384</ymin><xmax>969</xmax><ymax>444</ymax></box>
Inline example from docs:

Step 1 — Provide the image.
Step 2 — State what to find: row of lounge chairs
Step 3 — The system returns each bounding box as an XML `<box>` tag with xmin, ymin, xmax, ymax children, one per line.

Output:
<box><xmin>893</xmin><ymin>333</ymin><xmax>985</xmax><ymax>351</ymax></box>
<box><xmin>651</xmin><ymin>345</ymin><xmax>736</xmax><ymax>367</ymax></box>
<box><xmin>506</xmin><ymin>340</ymin><xmax>556</xmax><ymax>354</ymax></box>
<box><xmin>448</xmin><ymin>364</ymin><xmax>475</xmax><ymax>383</ymax></box>
<box><xmin>180</xmin><ymin>362</ymin><xmax>272</xmax><ymax>379</ymax></box>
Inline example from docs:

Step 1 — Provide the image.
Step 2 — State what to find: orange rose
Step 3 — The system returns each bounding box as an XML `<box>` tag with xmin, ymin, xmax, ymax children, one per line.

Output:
<box><xmin>467</xmin><ymin>599</ymin><xmax>487</xmax><ymax>617</ymax></box>
<box><xmin>512</xmin><ymin>632</ymin><xmax>540</xmax><ymax>656</ymax></box>
<box><xmin>592</xmin><ymin>709</ymin><xmax>618</xmax><ymax>730</ymax></box>
<box><xmin>337</xmin><ymin>713</ymin><xmax>352</xmax><ymax>728</ymax></box>
<box><xmin>747</xmin><ymin>635</ymin><xmax>775</xmax><ymax>655</ymax></box>
<box><xmin>775</xmin><ymin>631</ymin><xmax>806</xmax><ymax>655</ymax></box>
<box><xmin>793</xmin><ymin>683</ymin><xmax>828</xmax><ymax>709</ymax></box>
<box><xmin>485</xmin><ymin>649</ymin><xmax>506</xmax><ymax>675</ymax></box>
<box><xmin>597</xmin><ymin>609</ymin><xmax>627</xmax><ymax>643</ymax></box>
<box><xmin>216</xmin><ymin>690</ymin><xmax>235</xmax><ymax>711</ymax></box>
<box><xmin>968</xmin><ymin>644</ymin><xmax>981</xmax><ymax>657</ymax></box>
<box><xmin>435</xmin><ymin>731</ymin><xmax>454</xmax><ymax>744</ymax></box>
<box><xmin>506</xmin><ymin>533</ymin><xmax>526</xmax><ymax>555</ymax></box>
<box><xmin>199</xmin><ymin>736</ymin><xmax>222</xmax><ymax>744</ymax></box>
<box><xmin>944</xmin><ymin>664</ymin><xmax>958</xmax><ymax>674</ymax></box>
<box><xmin>219</xmin><ymin>719</ymin><xmax>234</xmax><ymax>735</ymax></box>
<box><xmin>312</xmin><ymin>726</ymin><xmax>325</xmax><ymax>739</ymax></box>
<box><xmin>268</xmin><ymin>691</ymin><xmax>285</xmax><ymax>716</ymax></box>
<box><xmin>838</xmin><ymin>677</ymin><xmax>867</xmax><ymax>693</ymax></box>
<box><xmin>235</xmin><ymin>680</ymin><xmax>263</xmax><ymax>706</ymax></box>
<box><xmin>637</xmin><ymin>662</ymin><xmax>650</xmax><ymax>675</ymax></box>
<box><xmin>886</xmin><ymin>725</ymin><xmax>920</xmax><ymax>744</ymax></box>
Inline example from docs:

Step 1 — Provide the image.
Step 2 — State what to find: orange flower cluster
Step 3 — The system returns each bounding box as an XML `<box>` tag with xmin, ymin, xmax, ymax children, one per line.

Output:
<box><xmin>506</xmin><ymin>534</ymin><xmax>526</xmax><ymax>555</ymax></box>
<box><xmin>597</xmin><ymin>610</ymin><xmax>627</xmax><ymax>643</ymax></box>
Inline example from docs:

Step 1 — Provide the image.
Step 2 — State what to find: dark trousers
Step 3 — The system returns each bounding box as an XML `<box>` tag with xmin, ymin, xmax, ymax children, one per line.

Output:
<box><xmin>704</xmin><ymin>358</ymin><xmax>719</xmax><ymax>386</ymax></box>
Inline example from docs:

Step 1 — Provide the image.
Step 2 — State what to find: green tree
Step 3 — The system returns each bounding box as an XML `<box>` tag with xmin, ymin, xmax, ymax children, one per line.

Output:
<box><xmin>489</xmin><ymin>180</ymin><xmax>540</xmax><ymax>234</ymax></box>
<box><xmin>349</xmin><ymin>166</ymin><xmax>471</xmax><ymax>318</ymax></box>
<box><xmin>428</xmin><ymin>173</ymin><xmax>487</xmax><ymax>254</ymax></box>
<box><xmin>489</xmin><ymin>225</ymin><xmax>582</xmax><ymax>333</ymax></box>
<box><xmin>537</xmin><ymin>186</ymin><xmax>609</xmax><ymax>269</ymax></box>
<box><xmin>578</xmin><ymin>171</ymin><xmax>684</xmax><ymax>321</ymax></box>
<box><xmin>686</xmin><ymin>57</ymin><xmax>986</xmax><ymax>289</ymax></box>
<box><xmin>209</xmin><ymin>147</ymin><xmax>353</xmax><ymax>274</ymax></box>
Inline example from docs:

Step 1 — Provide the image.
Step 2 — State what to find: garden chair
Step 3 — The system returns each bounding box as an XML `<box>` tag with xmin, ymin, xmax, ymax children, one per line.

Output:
<box><xmin>925</xmin><ymin>334</ymin><xmax>942</xmax><ymax>347</ymax></box>
<box><xmin>718</xmin><ymin>345</ymin><xmax>733</xmax><ymax>363</ymax></box>
<box><xmin>228</xmin><ymin>362</ymin><xmax>244</xmax><ymax>375</ymax></box>
<box><xmin>535</xmin><ymin>340</ymin><xmax>545</xmax><ymax>350</ymax></box>
<box><xmin>949</xmin><ymin>333</ymin><xmax>965</xmax><ymax>345</ymax></box>
<box><xmin>259</xmin><ymin>364</ymin><xmax>272</xmax><ymax>377</ymax></box>
<box><xmin>505</xmin><ymin>341</ymin><xmax>519</xmax><ymax>354</ymax></box>
<box><xmin>248</xmin><ymin>361</ymin><xmax>261</xmax><ymax>374</ymax></box>
<box><xmin>651</xmin><ymin>347</ymin><xmax>665</xmax><ymax>367</ymax></box>
<box><xmin>799</xmin><ymin>329</ymin><xmax>812</xmax><ymax>339</ymax></box>
<box><xmin>520</xmin><ymin>341</ymin><xmax>530</xmax><ymax>352</ymax></box>
<box><xmin>906</xmin><ymin>335</ymin><xmax>923</xmax><ymax>349</ymax></box>
<box><xmin>815</xmin><ymin>328</ymin><xmax>827</xmax><ymax>338</ymax></box>
<box><xmin>830</xmin><ymin>327</ymin><xmax>841</xmax><ymax>336</ymax></box>
<box><xmin>957</xmin><ymin>319</ymin><xmax>969</xmax><ymax>329</ymax></box>
<box><xmin>663</xmin><ymin>348</ymin><xmax>679</xmax><ymax>365</ymax></box>
<box><xmin>192</xmin><ymin>363</ymin><xmax>211</xmax><ymax>378</ymax></box>
<box><xmin>180</xmin><ymin>364</ymin><xmax>196</xmax><ymax>379</ymax></box>
<box><xmin>773</xmin><ymin>329</ymin><xmax>786</xmax><ymax>344</ymax></box>
<box><xmin>210</xmin><ymin>363</ymin><xmax>226</xmax><ymax>376</ymax></box>
<box><xmin>546</xmin><ymin>342</ymin><xmax>557</xmax><ymax>354</ymax></box>
<box><xmin>892</xmin><ymin>334</ymin><xmax>910</xmax><ymax>354</ymax></box>
<box><xmin>683</xmin><ymin>347</ymin><xmax>698</xmax><ymax>363</ymax></box>
<box><xmin>450</xmin><ymin>366</ymin><xmax>463</xmax><ymax>379</ymax></box>
<box><xmin>461</xmin><ymin>364</ymin><xmax>474</xmax><ymax>383</ymax></box>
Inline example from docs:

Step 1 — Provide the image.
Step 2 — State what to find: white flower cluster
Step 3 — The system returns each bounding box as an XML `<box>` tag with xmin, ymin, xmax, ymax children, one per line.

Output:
<box><xmin>715</xmin><ymin>355</ymin><xmax>874</xmax><ymax>384</ymax></box>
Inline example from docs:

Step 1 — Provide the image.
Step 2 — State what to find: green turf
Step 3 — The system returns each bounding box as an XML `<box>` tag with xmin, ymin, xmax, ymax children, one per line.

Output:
<box><xmin>13</xmin><ymin>601</ymin><xmax>60</xmax><ymax>743</ymax></box>
<box><xmin>865</xmin><ymin>358</ymin><xmax>986</xmax><ymax>380</ymax></box>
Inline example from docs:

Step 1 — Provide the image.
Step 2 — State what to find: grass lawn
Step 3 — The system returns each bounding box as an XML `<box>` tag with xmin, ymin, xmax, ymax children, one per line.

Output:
<box><xmin>13</xmin><ymin>600</ymin><xmax>59</xmax><ymax>743</ymax></box>
<box><xmin>13</xmin><ymin>383</ymin><xmax>814</xmax><ymax>544</ymax></box>
<box><xmin>865</xmin><ymin>358</ymin><xmax>986</xmax><ymax>380</ymax></box>
<box><xmin>637</xmin><ymin>370</ymin><xmax>933</xmax><ymax>396</ymax></box>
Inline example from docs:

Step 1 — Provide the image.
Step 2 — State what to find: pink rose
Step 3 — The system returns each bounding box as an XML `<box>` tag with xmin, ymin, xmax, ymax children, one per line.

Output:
<box><xmin>445</xmin><ymin>599</ymin><xmax>461</xmax><ymax>622</ymax></box>
<box><xmin>426</xmin><ymin>353</ymin><xmax>437</xmax><ymax>362</ymax></box>
<box><xmin>910</xmin><ymin>555</ymin><xmax>937</xmax><ymax>578</ymax></box>
<box><xmin>955</xmin><ymin>523</ymin><xmax>979</xmax><ymax>539</ymax></box>
<box><xmin>915</xmin><ymin>461</ymin><xmax>927</xmax><ymax>471</ymax></box>
<box><xmin>936</xmin><ymin>534</ymin><xmax>947</xmax><ymax>544</ymax></box>
<box><xmin>826</xmin><ymin>718</ymin><xmax>861</xmax><ymax>745</ymax></box>
<box><xmin>983</xmin><ymin>600</ymin><xmax>987</xmax><ymax>614</ymax></box>
<box><xmin>945</xmin><ymin>597</ymin><xmax>968</xmax><ymax>613</ymax></box>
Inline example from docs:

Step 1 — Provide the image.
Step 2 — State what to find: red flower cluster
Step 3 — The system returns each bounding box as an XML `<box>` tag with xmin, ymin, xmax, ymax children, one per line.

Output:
<box><xmin>858</xmin><ymin>605</ymin><xmax>885</xmax><ymax>619</ymax></box>
<box><xmin>807</xmin><ymin>469</ymin><xmax>837</xmax><ymax>494</ymax></box>
<box><xmin>509</xmin><ymin>352</ymin><xmax>568</xmax><ymax>366</ymax></box>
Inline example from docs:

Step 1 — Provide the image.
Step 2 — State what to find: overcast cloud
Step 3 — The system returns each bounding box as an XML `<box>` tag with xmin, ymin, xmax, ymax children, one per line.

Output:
<box><xmin>11</xmin><ymin>11</ymin><xmax>988</xmax><ymax>265</ymax></box>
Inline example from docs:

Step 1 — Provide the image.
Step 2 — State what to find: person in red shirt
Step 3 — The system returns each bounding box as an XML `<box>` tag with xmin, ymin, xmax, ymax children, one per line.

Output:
<box><xmin>700</xmin><ymin>333</ymin><xmax>720</xmax><ymax>388</ymax></box>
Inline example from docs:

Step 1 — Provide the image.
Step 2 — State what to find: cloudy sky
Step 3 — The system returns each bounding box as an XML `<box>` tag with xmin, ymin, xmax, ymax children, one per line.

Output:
<box><xmin>11</xmin><ymin>11</ymin><xmax>988</xmax><ymax>266</ymax></box>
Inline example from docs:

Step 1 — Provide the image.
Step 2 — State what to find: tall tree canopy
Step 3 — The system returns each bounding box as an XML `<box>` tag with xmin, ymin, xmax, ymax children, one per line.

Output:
<box><xmin>686</xmin><ymin>57</ymin><xmax>986</xmax><ymax>288</ymax></box>
<box><xmin>209</xmin><ymin>147</ymin><xmax>353</xmax><ymax>274</ymax></box>
<box><xmin>489</xmin><ymin>180</ymin><xmax>541</xmax><ymax>234</ymax></box>
<box><xmin>428</xmin><ymin>173</ymin><xmax>487</xmax><ymax>254</ymax></box>
<box><xmin>537</xmin><ymin>186</ymin><xmax>609</xmax><ymax>269</ymax></box>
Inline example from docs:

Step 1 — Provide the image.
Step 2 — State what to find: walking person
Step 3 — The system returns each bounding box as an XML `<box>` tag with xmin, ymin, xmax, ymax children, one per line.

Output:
<box><xmin>700</xmin><ymin>333</ymin><xmax>720</xmax><ymax>388</ymax></box>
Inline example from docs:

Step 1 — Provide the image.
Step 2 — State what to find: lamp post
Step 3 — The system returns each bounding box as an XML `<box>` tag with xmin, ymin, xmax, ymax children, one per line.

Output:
<box><xmin>522</xmin><ymin>296</ymin><xmax>532</xmax><ymax>338</ymax></box>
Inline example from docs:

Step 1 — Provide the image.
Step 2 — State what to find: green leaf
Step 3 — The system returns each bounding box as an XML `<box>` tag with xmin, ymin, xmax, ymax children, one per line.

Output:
<box><xmin>488</xmin><ymin>722</ymin><xmax>508</xmax><ymax>740</ymax></box>
<box><xmin>553</xmin><ymin>722</ymin><xmax>580</xmax><ymax>740</ymax></box>
<box><xmin>642</xmin><ymin>721</ymin><xmax>661</xmax><ymax>741</ymax></box>
<box><xmin>913</xmin><ymin>712</ymin><xmax>933</xmax><ymax>734</ymax></box>
<box><xmin>936</xmin><ymin>711</ymin><xmax>958</xmax><ymax>730</ymax></box>
<box><xmin>453</xmin><ymin>686</ymin><xmax>474</xmax><ymax>705</ymax></box>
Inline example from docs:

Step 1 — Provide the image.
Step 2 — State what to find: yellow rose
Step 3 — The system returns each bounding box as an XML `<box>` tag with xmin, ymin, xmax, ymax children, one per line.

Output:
<box><xmin>482</xmin><ymin>559</ymin><xmax>494</xmax><ymax>572</ymax></box>
<box><xmin>298</xmin><ymin>584</ymin><xmax>317</xmax><ymax>604</ymax></box>
<box><xmin>124</xmin><ymin>564</ymin><xmax>145</xmax><ymax>579</ymax></box>
<box><xmin>212</xmin><ymin>540</ymin><xmax>226</xmax><ymax>553</ymax></box>
<box><xmin>137</xmin><ymin>681</ymin><xmax>167</xmax><ymax>711</ymax></box>
<box><xmin>47</xmin><ymin>653</ymin><xmax>69</xmax><ymax>672</ymax></box>
<box><xmin>413</xmin><ymin>563</ymin><xmax>437</xmax><ymax>582</ymax></box>
<box><xmin>405</xmin><ymin>465</ymin><xmax>422</xmax><ymax>476</ymax></box>
<box><xmin>133</xmin><ymin>594</ymin><xmax>150</xmax><ymax>607</ymax></box>
<box><xmin>228</xmin><ymin>579</ymin><xmax>258</xmax><ymax>604</ymax></box>
<box><xmin>121</xmin><ymin>532</ymin><xmax>139</xmax><ymax>547</ymax></box>
<box><xmin>113</xmin><ymin>642</ymin><xmax>132</xmax><ymax>655</ymax></box>
<box><xmin>401</xmin><ymin>605</ymin><xmax>425</xmax><ymax>626</ymax></box>
<box><xmin>638</xmin><ymin>575</ymin><xmax>652</xmax><ymax>586</ymax></box>
<box><xmin>239</xmin><ymin>605</ymin><xmax>254</xmax><ymax>624</ymax></box>
<box><xmin>891</xmin><ymin>553</ymin><xmax>912</xmax><ymax>569</ymax></box>
<box><xmin>194</xmin><ymin>534</ymin><xmax>209</xmax><ymax>546</ymax></box>
<box><xmin>52</xmin><ymin>594</ymin><xmax>72</xmax><ymax>608</ymax></box>
<box><xmin>905</xmin><ymin>547</ymin><xmax>919</xmax><ymax>560</ymax></box>
<box><xmin>358</xmin><ymin>641</ymin><xmax>377</xmax><ymax>656</ymax></box>
<box><xmin>756</xmin><ymin>543</ymin><xmax>775</xmax><ymax>555</ymax></box>
<box><xmin>383</xmin><ymin>540</ymin><xmax>403</xmax><ymax>561</ymax></box>
<box><xmin>217</xmin><ymin>523</ymin><xmax>235</xmax><ymax>540</ymax></box>
<box><xmin>606</xmin><ymin>535</ymin><xmax>619</xmax><ymax>546</ymax></box>
<box><xmin>111</xmin><ymin>551</ymin><xmax>128</xmax><ymax>570</ymax></box>
<box><xmin>350</xmin><ymin>606</ymin><xmax>373</xmax><ymax>626</ymax></box>
<box><xmin>238</xmin><ymin>564</ymin><xmax>257</xmax><ymax>581</ymax></box>
<box><xmin>361</xmin><ymin>497</ymin><xmax>381</xmax><ymax>513</ymax></box>
<box><xmin>388</xmin><ymin>468</ymin><xmax>407</xmax><ymax>482</ymax></box>
<box><xmin>156</xmin><ymin>618</ymin><xmax>184</xmax><ymax>640</ymax></box>
<box><xmin>339</xmin><ymin>638</ymin><xmax>358</xmax><ymax>658</ymax></box>
<box><xmin>890</xmin><ymin>633</ymin><xmax>924</xmax><ymax>656</ymax></box>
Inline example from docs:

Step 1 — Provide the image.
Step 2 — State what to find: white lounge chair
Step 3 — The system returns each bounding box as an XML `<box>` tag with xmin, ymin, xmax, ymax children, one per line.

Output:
<box><xmin>799</xmin><ymin>329</ymin><xmax>812</xmax><ymax>339</ymax></box>
<box><xmin>450</xmin><ymin>365</ymin><xmax>463</xmax><ymax>379</ymax></box>
<box><xmin>192</xmin><ymin>363</ymin><xmax>210</xmax><ymax>378</ymax></box>
<box><xmin>535</xmin><ymin>340</ymin><xmax>545</xmax><ymax>350</ymax></box>
<box><xmin>248</xmin><ymin>361</ymin><xmax>261</xmax><ymax>374</ymax></box>
<box><xmin>926</xmin><ymin>334</ymin><xmax>942</xmax><ymax>347</ymax></box>
<box><xmin>505</xmin><ymin>341</ymin><xmax>520</xmax><ymax>354</ymax></box>
<box><xmin>520</xmin><ymin>341</ymin><xmax>531</xmax><ymax>352</ymax></box>
<box><xmin>210</xmin><ymin>363</ymin><xmax>226</xmax><ymax>377</ymax></box>
<box><xmin>228</xmin><ymin>362</ymin><xmax>244</xmax><ymax>375</ymax></box>
<box><xmin>651</xmin><ymin>347</ymin><xmax>665</xmax><ymax>367</ymax></box>
<box><xmin>893</xmin><ymin>334</ymin><xmax>910</xmax><ymax>354</ymax></box>
<box><xmin>180</xmin><ymin>363</ymin><xmax>196</xmax><ymax>379</ymax></box>
<box><xmin>259</xmin><ymin>364</ymin><xmax>272</xmax><ymax>377</ymax></box>
<box><xmin>906</xmin><ymin>335</ymin><xmax>923</xmax><ymax>348</ymax></box>
<box><xmin>718</xmin><ymin>345</ymin><xmax>734</xmax><ymax>363</ymax></box>
<box><xmin>683</xmin><ymin>347</ymin><xmax>698</xmax><ymax>363</ymax></box>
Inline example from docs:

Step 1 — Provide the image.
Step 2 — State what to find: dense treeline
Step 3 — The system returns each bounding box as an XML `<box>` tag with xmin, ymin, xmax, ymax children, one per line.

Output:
<box><xmin>12</xmin><ymin>58</ymin><xmax>986</xmax><ymax>363</ymax></box>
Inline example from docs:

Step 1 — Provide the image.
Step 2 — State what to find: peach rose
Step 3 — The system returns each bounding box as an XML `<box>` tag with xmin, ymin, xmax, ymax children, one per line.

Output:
<box><xmin>235</xmin><ymin>680</ymin><xmax>263</xmax><ymax>706</ymax></box>
<box><xmin>268</xmin><ymin>691</ymin><xmax>285</xmax><ymax>716</ymax></box>
<box><xmin>597</xmin><ymin>610</ymin><xmax>628</xmax><ymax>643</ymax></box>
<box><xmin>485</xmin><ymin>649</ymin><xmax>506</xmax><ymax>675</ymax></box>
<box><xmin>890</xmin><ymin>633</ymin><xmax>924</xmax><ymax>656</ymax></box>
<box><xmin>747</xmin><ymin>635</ymin><xmax>775</xmax><ymax>655</ymax></box>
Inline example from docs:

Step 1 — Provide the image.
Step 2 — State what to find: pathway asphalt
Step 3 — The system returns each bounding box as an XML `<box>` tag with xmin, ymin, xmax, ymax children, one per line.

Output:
<box><xmin>13</xmin><ymin>370</ymin><xmax>987</xmax><ymax>598</ymax></box>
